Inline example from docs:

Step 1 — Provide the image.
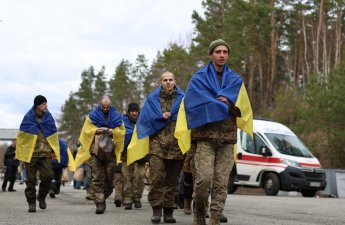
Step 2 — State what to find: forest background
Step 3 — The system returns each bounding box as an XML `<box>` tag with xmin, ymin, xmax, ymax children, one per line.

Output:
<box><xmin>41</xmin><ymin>0</ymin><xmax>345</xmax><ymax>169</ymax></box>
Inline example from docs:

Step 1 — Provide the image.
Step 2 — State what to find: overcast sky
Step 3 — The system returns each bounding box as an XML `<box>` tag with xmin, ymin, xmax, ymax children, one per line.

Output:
<box><xmin>0</xmin><ymin>0</ymin><xmax>203</xmax><ymax>129</ymax></box>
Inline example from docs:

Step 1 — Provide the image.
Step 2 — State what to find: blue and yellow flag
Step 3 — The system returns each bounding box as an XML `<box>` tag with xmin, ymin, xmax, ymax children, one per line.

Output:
<box><xmin>123</xmin><ymin>116</ymin><xmax>135</xmax><ymax>149</ymax></box>
<box><xmin>52</xmin><ymin>138</ymin><xmax>76</xmax><ymax>172</ymax></box>
<box><xmin>175</xmin><ymin>62</ymin><xmax>253</xmax><ymax>152</ymax></box>
<box><xmin>127</xmin><ymin>86</ymin><xmax>184</xmax><ymax>164</ymax></box>
<box><xmin>75</xmin><ymin>106</ymin><xmax>125</xmax><ymax>168</ymax></box>
<box><xmin>16</xmin><ymin>107</ymin><xmax>60</xmax><ymax>163</ymax></box>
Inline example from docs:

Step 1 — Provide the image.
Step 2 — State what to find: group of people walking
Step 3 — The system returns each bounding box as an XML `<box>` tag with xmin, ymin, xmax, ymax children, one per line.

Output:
<box><xmin>9</xmin><ymin>39</ymin><xmax>252</xmax><ymax>225</ymax></box>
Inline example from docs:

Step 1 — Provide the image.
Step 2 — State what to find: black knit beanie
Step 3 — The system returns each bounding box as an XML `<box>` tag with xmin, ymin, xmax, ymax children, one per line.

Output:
<box><xmin>127</xmin><ymin>103</ymin><xmax>139</xmax><ymax>112</ymax></box>
<box><xmin>34</xmin><ymin>95</ymin><xmax>47</xmax><ymax>107</ymax></box>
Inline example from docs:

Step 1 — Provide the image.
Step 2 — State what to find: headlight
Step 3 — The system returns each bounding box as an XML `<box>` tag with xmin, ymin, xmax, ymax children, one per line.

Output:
<box><xmin>281</xmin><ymin>159</ymin><xmax>300</xmax><ymax>167</ymax></box>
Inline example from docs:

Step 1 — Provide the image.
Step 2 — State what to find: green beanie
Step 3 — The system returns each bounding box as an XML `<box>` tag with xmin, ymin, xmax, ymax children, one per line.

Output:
<box><xmin>208</xmin><ymin>39</ymin><xmax>230</xmax><ymax>55</ymax></box>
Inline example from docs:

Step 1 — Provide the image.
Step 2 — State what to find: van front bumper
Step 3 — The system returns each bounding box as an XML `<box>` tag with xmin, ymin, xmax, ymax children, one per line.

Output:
<box><xmin>279</xmin><ymin>166</ymin><xmax>327</xmax><ymax>191</ymax></box>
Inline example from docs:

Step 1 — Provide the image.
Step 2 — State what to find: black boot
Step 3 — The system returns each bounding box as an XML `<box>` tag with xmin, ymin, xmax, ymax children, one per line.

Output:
<box><xmin>95</xmin><ymin>203</ymin><xmax>105</xmax><ymax>214</ymax></box>
<box><xmin>2</xmin><ymin>179</ymin><xmax>7</xmax><ymax>192</ymax></box>
<box><xmin>37</xmin><ymin>197</ymin><xmax>47</xmax><ymax>209</ymax></box>
<box><xmin>163</xmin><ymin>207</ymin><xmax>176</xmax><ymax>223</ymax></box>
<box><xmin>151</xmin><ymin>207</ymin><xmax>162</xmax><ymax>223</ymax></box>
<box><xmin>28</xmin><ymin>202</ymin><xmax>36</xmax><ymax>213</ymax></box>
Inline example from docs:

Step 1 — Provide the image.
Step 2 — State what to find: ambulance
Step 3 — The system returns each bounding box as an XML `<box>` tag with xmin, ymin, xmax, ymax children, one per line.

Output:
<box><xmin>228</xmin><ymin>119</ymin><xmax>327</xmax><ymax>197</ymax></box>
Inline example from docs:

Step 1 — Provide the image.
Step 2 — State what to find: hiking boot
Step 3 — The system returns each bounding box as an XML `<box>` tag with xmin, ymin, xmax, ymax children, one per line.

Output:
<box><xmin>220</xmin><ymin>214</ymin><xmax>228</xmax><ymax>223</ymax></box>
<box><xmin>124</xmin><ymin>203</ymin><xmax>132</xmax><ymax>210</ymax></box>
<box><xmin>151</xmin><ymin>207</ymin><xmax>162</xmax><ymax>223</ymax></box>
<box><xmin>37</xmin><ymin>197</ymin><xmax>47</xmax><ymax>209</ymax></box>
<box><xmin>163</xmin><ymin>207</ymin><xmax>176</xmax><ymax>223</ymax></box>
<box><xmin>49</xmin><ymin>190</ymin><xmax>56</xmax><ymax>198</ymax></box>
<box><xmin>134</xmin><ymin>200</ymin><xmax>141</xmax><ymax>208</ymax></box>
<box><xmin>114</xmin><ymin>199</ymin><xmax>122</xmax><ymax>207</ymax></box>
<box><xmin>95</xmin><ymin>203</ymin><xmax>105</xmax><ymax>214</ymax></box>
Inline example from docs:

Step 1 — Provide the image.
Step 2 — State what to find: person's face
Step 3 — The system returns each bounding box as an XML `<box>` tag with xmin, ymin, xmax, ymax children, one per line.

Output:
<box><xmin>100</xmin><ymin>102</ymin><xmax>110</xmax><ymax>113</ymax></box>
<box><xmin>161</xmin><ymin>73</ymin><xmax>175</xmax><ymax>91</ymax></box>
<box><xmin>12</xmin><ymin>139</ymin><xmax>16</xmax><ymax>147</ymax></box>
<box><xmin>210</xmin><ymin>45</ymin><xmax>229</xmax><ymax>67</ymax></box>
<box><xmin>129</xmin><ymin>110</ymin><xmax>139</xmax><ymax>120</ymax></box>
<box><xmin>36</xmin><ymin>102</ymin><xmax>48</xmax><ymax>114</ymax></box>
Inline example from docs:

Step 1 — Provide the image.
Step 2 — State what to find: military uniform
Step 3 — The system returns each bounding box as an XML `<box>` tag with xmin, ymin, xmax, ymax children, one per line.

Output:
<box><xmin>89</xmin><ymin>134</ymin><xmax>116</xmax><ymax>206</ymax></box>
<box><xmin>192</xmin><ymin>116</ymin><xmax>236</xmax><ymax>225</ymax></box>
<box><xmin>148</xmin><ymin>89</ymin><xmax>184</xmax><ymax>209</ymax></box>
<box><xmin>25</xmin><ymin>124</ymin><xmax>54</xmax><ymax>205</ymax></box>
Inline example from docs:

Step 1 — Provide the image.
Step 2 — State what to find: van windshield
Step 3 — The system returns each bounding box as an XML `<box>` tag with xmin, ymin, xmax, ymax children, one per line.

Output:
<box><xmin>265</xmin><ymin>133</ymin><xmax>313</xmax><ymax>158</ymax></box>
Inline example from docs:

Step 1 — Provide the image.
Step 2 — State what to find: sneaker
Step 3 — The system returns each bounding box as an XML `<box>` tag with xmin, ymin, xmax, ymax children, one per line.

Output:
<box><xmin>124</xmin><ymin>203</ymin><xmax>132</xmax><ymax>210</ymax></box>
<box><xmin>28</xmin><ymin>203</ymin><xmax>36</xmax><ymax>213</ymax></box>
<box><xmin>37</xmin><ymin>198</ymin><xmax>47</xmax><ymax>209</ymax></box>
<box><xmin>114</xmin><ymin>199</ymin><xmax>122</xmax><ymax>207</ymax></box>
<box><xmin>134</xmin><ymin>201</ymin><xmax>142</xmax><ymax>208</ymax></box>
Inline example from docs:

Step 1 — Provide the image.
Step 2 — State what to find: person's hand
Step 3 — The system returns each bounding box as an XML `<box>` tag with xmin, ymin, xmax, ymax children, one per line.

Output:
<box><xmin>217</xmin><ymin>96</ymin><xmax>230</xmax><ymax>106</ymax></box>
<box><xmin>163</xmin><ymin>112</ymin><xmax>172</xmax><ymax>120</ymax></box>
<box><xmin>51</xmin><ymin>152</ymin><xmax>57</xmax><ymax>160</ymax></box>
<box><xmin>96</xmin><ymin>128</ymin><xmax>104</xmax><ymax>134</ymax></box>
<box><xmin>108</xmin><ymin>128</ymin><xmax>113</xmax><ymax>135</ymax></box>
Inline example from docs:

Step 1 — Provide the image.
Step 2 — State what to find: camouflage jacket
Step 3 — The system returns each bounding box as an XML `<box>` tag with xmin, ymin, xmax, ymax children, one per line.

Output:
<box><xmin>32</xmin><ymin>116</ymin><xmax>53</xmax><ymax>158</ymax></box>
<box><xmin>191</xmin><ymin>115</ymin><xmax>237</xmax><ymax>145</ymax></box>
<box><xmin>149</xmin><ymin>88</ymin><xmax>183</xmax><ymax>160</ymax></box>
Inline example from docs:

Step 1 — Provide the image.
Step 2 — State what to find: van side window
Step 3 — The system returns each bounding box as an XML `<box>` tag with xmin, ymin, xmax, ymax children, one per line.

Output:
<box><xmin>240</xmin><ymin>132</ymin><xmax>268</xmax><ymax>155</ymax></box>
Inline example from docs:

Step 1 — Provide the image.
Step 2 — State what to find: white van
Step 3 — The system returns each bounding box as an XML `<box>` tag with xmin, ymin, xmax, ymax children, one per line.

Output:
<box><xmin>228</xmin><ymin>119</ymin><xmax>327</xmax><ymax>197</ymax></box>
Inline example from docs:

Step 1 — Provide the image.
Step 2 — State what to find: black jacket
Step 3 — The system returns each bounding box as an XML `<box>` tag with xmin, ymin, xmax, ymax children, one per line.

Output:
<box><xmin>4</xmin><ymin>145</ymin><xmax>19</xmax><ymax>167</ymax></box>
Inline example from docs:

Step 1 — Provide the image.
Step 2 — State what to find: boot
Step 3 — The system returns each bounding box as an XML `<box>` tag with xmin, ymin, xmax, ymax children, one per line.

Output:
<box><xmin>95</xmin><ymin>203</ymin><xmax>105</xmax><ymax>214</ymax></box>
<box><xmin>184</xmin><ymin>198</ymin><xmax>192</xmax><ymax>215</ymax></box>
<box><xmin>49</xmin><ymin>189</ymin><xmax>56</xmax><ymax>198</ymax></box>
<box><xmin>220</xmin><ymin>214</ymin><xmax>228</xmax><ymax>223</ymax></box>
<box><xmin>37</xmin><ymin>197</ymin><xmax>47</xmax><ymax>209</ymax></box>
<box><xmin>134</xmin><ymin>200</ymin><xmax>142</xmax><ymax>208</ymax></box>
<box><xmin>151</xmin><ymin>207</ymin><xmax>162</xmax><ymax>223</ymax></box>
<box><xmin>8</xmin><ymin>180</ymin><xmax>15</xmax><ymax>191</ymax></box>
<box><xmin>28</xmin><ymin>202</ymin><xmax>36</xmax><ymax>213</ymax></box>
<box><xmin>124</xmin><ymin>203</ymin><xmax>132</xmax><ymax>210</ymax></box>
<box><xmin>114</xmin><ymin>199</ymin><xmax>122</xmax><ymax>207</ymax></box>
<box><xmin>2</xmin><ymin>180</ymin><xmax>7</xmax><ymax>192</ymax></box>
<box><xmin>163</xmin><ymin>207</ymin><xmax>176</xmax><ymax>223</ymax></box>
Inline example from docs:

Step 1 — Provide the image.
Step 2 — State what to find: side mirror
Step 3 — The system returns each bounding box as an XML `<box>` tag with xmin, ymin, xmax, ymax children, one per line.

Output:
<box><xmin>259</xmin><ymin>146</ymin><xmax>272</xmax><ymax>157</ymax></box>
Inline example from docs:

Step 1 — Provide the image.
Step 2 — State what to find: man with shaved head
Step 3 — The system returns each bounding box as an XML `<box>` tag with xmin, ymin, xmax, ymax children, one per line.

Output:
<box><xmin>75</xmin><ymin>95</ymin><xmax>125</xmax><ymax>214</ymax></box>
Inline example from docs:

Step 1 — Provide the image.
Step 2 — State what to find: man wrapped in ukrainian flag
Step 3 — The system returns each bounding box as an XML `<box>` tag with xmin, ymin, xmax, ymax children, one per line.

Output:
<box><xmin>16</xmin><ymin>95</ymin><xmax>60</xmax><ymax>213</ymax></box>
<box><xmin>127</xmin><ymin>71</ymin><xmax>184</xmax><ymax>223</ymax></box>
<box><xmin>174</xmin><ymin>39</ymin><xmax>253</xmax><ymax>225</ymax></box>
<box><xmin>75</xmin><ymin>95</ymin><xmax>125</xmax><ymax>214</ymax></box>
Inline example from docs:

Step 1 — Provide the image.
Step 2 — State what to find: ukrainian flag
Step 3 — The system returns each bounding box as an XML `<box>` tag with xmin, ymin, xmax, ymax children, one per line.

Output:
<box><xmin>52</xmin><ymin>138</ymin><xmax>76</xmax><ymax>172</ymax></box>
<box><xmin>175</xmin><ymin>62</ymin><xmax>253</xmax><ymax>152</ymax></box>
<box><xmin>127</xmin><ymin>86</ymin><xmax>184</xmax><ymax>165</ymax></box>
<box><xmin>16</xmin><ymin>107</ymin><xmax>60</xmax><ymax>163</ymax></box>
<box><xmin>75</xmin><ymin>106</ymin><xmax>125</xmax><ymax>168</ymax></box>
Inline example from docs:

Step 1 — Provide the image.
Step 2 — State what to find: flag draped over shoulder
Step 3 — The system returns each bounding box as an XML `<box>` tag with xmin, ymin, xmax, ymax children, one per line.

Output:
<box><xmin>16</xmin><ymin>107</ymin><xmax>60</xmax><ymax>163</ymax></box>
<box><xmin>75</xmin><ymin>106</ymin><xmax>125</xmax><ymax>168</ymax></box>
<box><xmin>175</xmin><ymin>62</ymin><xmax>253</xmax><ymax>152</ymax></box>
<box><xmin>127</xmin><ymin>86</ymin><xmax>184</xmax><ymax>165</ymax></box>
<box><xmin>52</xmin><ymin>138</ymin><xmax>76</xmax><ymax>172</ymax></box>
<box><xmin>123</xmin><ymin>116</ymin><xmax>134</xmax><ymax>149</ymax></box>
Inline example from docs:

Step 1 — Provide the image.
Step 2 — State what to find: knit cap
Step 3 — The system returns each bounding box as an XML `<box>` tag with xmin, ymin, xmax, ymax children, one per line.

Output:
<box><xmin>208</xmin><ymin>39</ymin><xmax>230</xmax><ymax>55</ymax></box>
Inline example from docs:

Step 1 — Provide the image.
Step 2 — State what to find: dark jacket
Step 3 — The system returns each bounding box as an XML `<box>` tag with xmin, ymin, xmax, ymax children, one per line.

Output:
<box><xmin>4</xmin><ymin>145</ymin><xmax>19</xmax><ymax>167</ymax></box>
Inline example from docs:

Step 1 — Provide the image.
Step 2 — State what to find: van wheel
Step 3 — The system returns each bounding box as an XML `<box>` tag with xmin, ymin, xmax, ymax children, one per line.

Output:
<box><xmin>301</xmin><ymin>190</ymin><xmax>317</xmax><ymax>197</ymax></box>
<box><xmin>264</xmin><ymin>173</ymin><xmax>280</xmax><ymax>196</ymax></box>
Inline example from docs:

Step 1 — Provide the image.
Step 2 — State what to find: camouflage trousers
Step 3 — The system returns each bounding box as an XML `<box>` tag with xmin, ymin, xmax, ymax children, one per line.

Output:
<box><xmin>25</xmin><ymin>157</ymin><xmax>52</xmax><ymax>203</ymax></box>
<box><xmin>113</xmin><ymin>171</ymin><xmax>123</xmax><ymax>202</ymax></box>
<box><xmin>193</xmin><ymin>140</ymin><xmax>233</xmax><ymax>224</ymax></box>
<box><xmin>89</xmin><ymin>154</ymin><xmax>115</xmax><ymax>204</ymax></box>
<box><xmin>148</xmin><ymin>155</ymin><xmax>183</xmax><ymax>208</ymax></box>
<box><xmin>84</xmin><ymin>163</ymin><xmax>93</xmax><ymax>198</ymax></box>
<box><xmin>121</xmin><ymin>161</ymin><xmax>145</xmax><ymax>204</ymax></box>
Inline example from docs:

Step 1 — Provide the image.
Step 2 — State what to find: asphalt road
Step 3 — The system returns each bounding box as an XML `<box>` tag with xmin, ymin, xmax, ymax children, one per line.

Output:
<box><xmin>0</xmin><ymin>182</ymin><xmax>344</xmax><ymax>225</ymax></box>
